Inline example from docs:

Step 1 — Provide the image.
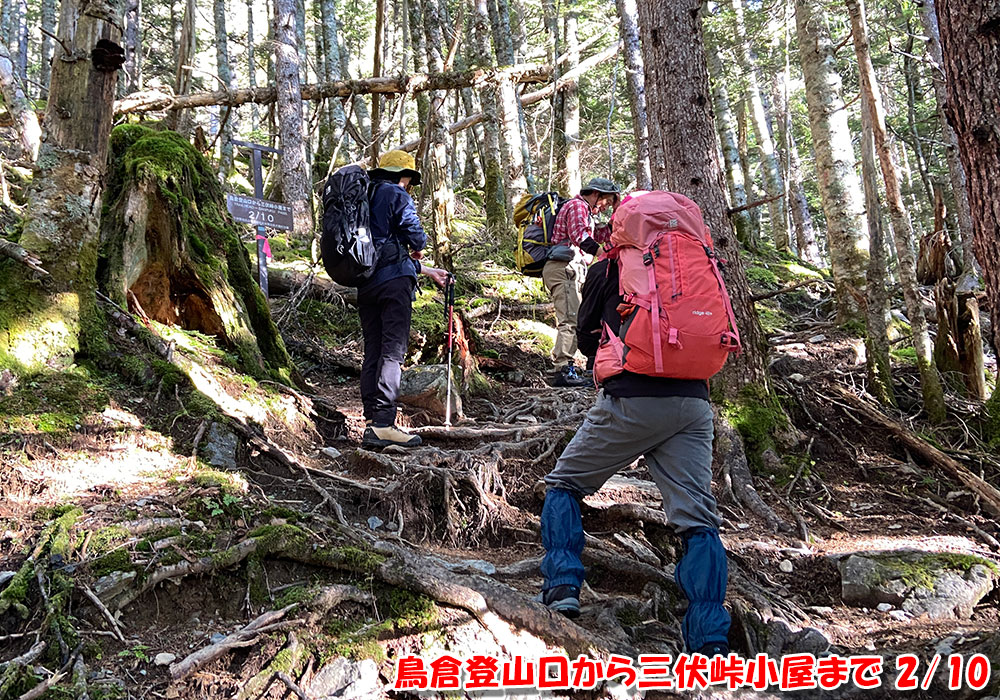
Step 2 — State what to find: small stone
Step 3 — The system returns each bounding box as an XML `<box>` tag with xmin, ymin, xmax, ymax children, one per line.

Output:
<box><xmin>384</xmin><ymin>521</ymin><xmax>398</xmax><ymax>531</ymax></box>
<box><xmin>367</xmin><ymin>516</ymin><xmax>384</xmax><ymax>530</ymax></box>
<box><xmin>787</xmin><ymin>373</ymin><xmax>806</xmax><ymax>384</ymax></box>
<box><xmin>320</xmin><ymin>447</ymin><xmax>342</xmax><ymax>459</ymax></box>
<box><xmin>808</xmin><ymin>334</ymin><xmax>827</xmax><ymax>343</ymax></box>
<box><xmin>889</xmin><ymin>610</ymin><xmax>911</xmax><ymax>622</ymax></box>
<box><xmin>888</xmin><ymin>524</ymin><xmax>903</xmax><ymax>530</ymax></box>
<box><xmin>0</xmin><ymin>571</ymin><xmax>15</xmax><ymax>586</ymax></box>
<box><xmin>154</xmin><ymin>653</ymin><xmax>176</xmax><ymax>666</ymax></box>
<box><xmin>877</xmin><ymin>603</ymin><xmax>893</xmax><ymax>613</ymax></box>
<box><xmin>737</xmin><ymin>523</ymin><xmax>751</xmax><ymax>530</ymax></box>
<box><xmin>209</xmin><ymin>632</ymin><xmax>226</xmax><ymax>644</ymax></box>
<box><xmin>139</xmin><ymin>669</ymin><xmax>147</xmax><ymax>676</ymax></box>
<box><xmin>136</xmin><ymin>499</ymin><xmax>147</xmax><ymax>507</ymax></box>
<box><xmin>779</xmin><ymin>560</ymin><xmax>794</xmax><ymax>573</ymax></box>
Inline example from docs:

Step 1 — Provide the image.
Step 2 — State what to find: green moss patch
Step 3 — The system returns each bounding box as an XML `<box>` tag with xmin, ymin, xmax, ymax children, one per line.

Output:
<box><xmin>0</xmin><ymin>370</ymin><xmax>109</xmax><ymax>438</ymax></box>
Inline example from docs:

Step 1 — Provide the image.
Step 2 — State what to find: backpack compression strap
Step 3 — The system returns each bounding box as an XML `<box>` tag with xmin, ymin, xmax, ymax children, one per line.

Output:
<box><xmin>707</xmin><ymin>251</ymin><xmax>742</xmax><ymax>355</ymax></box>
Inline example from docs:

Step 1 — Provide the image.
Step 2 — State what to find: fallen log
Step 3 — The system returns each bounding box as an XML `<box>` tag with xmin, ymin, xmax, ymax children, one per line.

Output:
<box><xmin>830</xmin><ymin>384</ymin><xmax>1000</xmax><ymax>518</ymax></box>
<box><xmin>115</xmin><ymin>64</ymin><xmax>552</xmax><ymax>115</ymax></box>
<box><xmin>268</xmin><ymin>266</ymin><xmax>357</xmax><ymax>305</ymax></box>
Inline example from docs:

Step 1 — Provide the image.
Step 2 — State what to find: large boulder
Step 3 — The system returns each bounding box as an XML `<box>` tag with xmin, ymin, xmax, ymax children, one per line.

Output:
<box><xmin>398</xmin><ymin>364</ymin><xmax>462</xmax><ymax>420</ymax></box>
<box><xmin>837</xmin><ymin>550</ymin><xmax>997</xmax><ymax>620</ymax></box>
<box><xmin>306</xmin><ymin>657</ymin><xmax>379</xmax><ymax>698</ymax></box>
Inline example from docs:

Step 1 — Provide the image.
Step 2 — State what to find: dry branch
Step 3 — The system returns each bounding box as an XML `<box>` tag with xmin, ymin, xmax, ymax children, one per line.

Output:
<box><xmin>0</xmin><ymin>237</ymin><xmax>48</xmax><ymax>275</ymax></box>
<box><xmin>830</xmin><ymin>384</ymin><xmax>1000</xmax><ymax>518</ymax></box>
<box><xmin>751</xmin><ymin>279</ymin><xmax>826</xmax><ymax>302</ymax></box>
<box><xmin>115</xmin><ymin>64</ymin><xmax>552</xmax><ymax>115</ymax></box>
<box><xmin>169</xmin><ymin>606</ymin><xmax>298</xmax><ymax>680</ymax></box>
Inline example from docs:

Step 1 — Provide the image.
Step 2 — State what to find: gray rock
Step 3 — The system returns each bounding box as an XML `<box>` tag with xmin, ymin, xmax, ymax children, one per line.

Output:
<box><xmin>877</xmin><ymin>603</ymin><xmax>893</xmax><ymax>612</ymax></box>
<box><xmin>0</xmin><ymin>571</ymin><xmax>15</xmax><ymax>586</ymax></box>
<box><xmin>201</xmin><ymin>422</ymin><xmax>238</xmax><ymax>470</ymax></box>
<box><xmin>779</xmin><ymin>559</ymin><xmax>794</xmax><ymax>573</ymax></box>
<box><xmin>398</xmin><ymin>364</ymin><xmax>462</xmax><ymax>420</ymax></box>
<box><xmin>153</xmin><ymin>653</ymin><xmax>176</xmax><ymax>666</ymax></box>
<box><xmin>787</xmin><ymin>373</ymin><xmax>806</xmax><ymax>384</ymax></box>
<box><xmin>320</xmin><ymin>447</ymin><xmax>342</xmax><ymax>460</ymax></box>
<box><xmin>838</xmin><ymin>551</ymin><xmax>997</xmax><ymax>620</ymax></box>
<box><xmin>808</xmin><ymin>334</ymin><xmax>827</xmax><ymax>343</ymax></box>
<box><xmin>307</xmin><ymin>657</ymin><xmax>379</xmax><ymax>698</ymax></box>
<box><xmin>889</xmin><ymin>610</ymin><xmax>911</xmax><ymax>622</ymax></box>
<box><xmin>367</xmin><ymin>516</ymin><xmax>384</xmax><ymax>530</ymax></box>
<box><xmin>209</xmin><ymin>632</ymin><xmax>226</xmax><ymax>644</ymax></box>
<box><xmin>428</xmin><ymin>555</ymin><xmax>496</xmax><ymax>576</ymax></box>
<box><xmin>93</xmin><ymin>570</ymin><xmax>137</xmax><ymax>602</ymax></box>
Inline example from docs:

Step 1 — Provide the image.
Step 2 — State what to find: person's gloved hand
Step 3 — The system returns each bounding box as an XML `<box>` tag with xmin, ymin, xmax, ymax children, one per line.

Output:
<box><xmin>580</xmin><ymin>236</ymin><xmax>600</xmax><ymax>256</ymax></box>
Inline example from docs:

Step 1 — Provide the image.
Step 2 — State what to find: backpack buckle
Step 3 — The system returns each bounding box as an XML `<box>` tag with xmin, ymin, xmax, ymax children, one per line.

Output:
<box><xmin>642</xmin><ymin>252</ymin><xmax>654</xmax><ymax>266</ymax></box>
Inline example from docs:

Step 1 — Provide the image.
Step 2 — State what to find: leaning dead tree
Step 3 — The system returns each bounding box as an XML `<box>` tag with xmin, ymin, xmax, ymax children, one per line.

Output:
<box><xmin>115</xmin><ymin>64</ymin><xmax>554</xmax><ymax>114</ymax></box>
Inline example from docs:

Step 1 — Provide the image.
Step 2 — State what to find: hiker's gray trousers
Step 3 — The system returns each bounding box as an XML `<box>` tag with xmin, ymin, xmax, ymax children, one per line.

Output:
<box><xmin>544</xmin><ymin>391</ymin><xmax>721</xmax><ymax>533</ymax></box>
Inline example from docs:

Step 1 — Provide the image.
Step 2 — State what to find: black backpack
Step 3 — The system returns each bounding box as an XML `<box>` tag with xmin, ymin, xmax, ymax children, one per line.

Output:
<box><xmin>320</xmin><ymin>165</ymin><xmax>377</xmax><ymax>286</ymax></box>
<box><xmin>513</xmin><ymin>191</ymin><xmax>570</xmax><ymax>277</ymax></box>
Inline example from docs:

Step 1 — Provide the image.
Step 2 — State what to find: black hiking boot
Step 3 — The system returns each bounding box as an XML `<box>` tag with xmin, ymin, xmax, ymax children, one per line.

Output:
<box><xmin>550</xmin><ymin>365</ymin><xmax>589</xmax><ymax>388</ymax></box>
<box><xmin>534</xmin><ymin>584</ymin><xmax>581</xmax><ymax>618</ymax></box>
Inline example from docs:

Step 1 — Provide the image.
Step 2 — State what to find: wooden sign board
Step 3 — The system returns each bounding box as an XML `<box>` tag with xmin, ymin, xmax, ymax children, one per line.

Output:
<box><xmin>226</xmin><ymin>193</ymin><xmax>294</xmax><ymax>232</ymax></box>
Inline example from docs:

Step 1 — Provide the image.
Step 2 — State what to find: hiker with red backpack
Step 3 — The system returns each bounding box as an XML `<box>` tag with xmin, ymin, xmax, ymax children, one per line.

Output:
<box><xmin>536</xmin><ymin>191</ymin><xmax>741</xmax><ymax>658</ymax></box>
<box><xmin>333</xmin><ymin>150</ymin><xmax>449</xmax><ymax>449</ymax></box>
<box><xmin>543</xmin><ymin>177</ymin><xmax>622</xmax><ymax>387</ymax></box>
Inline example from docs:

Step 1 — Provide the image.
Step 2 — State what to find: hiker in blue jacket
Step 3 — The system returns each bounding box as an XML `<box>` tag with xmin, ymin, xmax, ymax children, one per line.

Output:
<box><xmin>536</xmin><ymin>255</ymin><xmax>731</xmax><ymax>658</ymax></box>
<box><xmin>358</xmin><ymin>150</ymin><xmax>448</xmax><ymax>449</ymax></box>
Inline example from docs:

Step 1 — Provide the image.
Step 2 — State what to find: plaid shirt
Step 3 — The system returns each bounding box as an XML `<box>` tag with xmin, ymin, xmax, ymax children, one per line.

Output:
<box><xmin>551</xmin><ymin>195</ymin><xmax>611</xmax><ymax>249</ymax></box>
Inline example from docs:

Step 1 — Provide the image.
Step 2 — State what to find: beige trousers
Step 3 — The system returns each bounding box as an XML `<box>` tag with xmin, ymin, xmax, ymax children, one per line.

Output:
<box><xmin>542</xmin><ymin>258</ymin><xmax>587</xmax><ymax>368</ymax></box>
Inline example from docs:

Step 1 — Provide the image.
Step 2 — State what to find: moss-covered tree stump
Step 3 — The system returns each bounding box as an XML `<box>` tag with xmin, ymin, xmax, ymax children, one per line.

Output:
<box><xmin>99</xmin><ymin>125</ymin><xmax>292</xmax><ymax>381</ymax></box>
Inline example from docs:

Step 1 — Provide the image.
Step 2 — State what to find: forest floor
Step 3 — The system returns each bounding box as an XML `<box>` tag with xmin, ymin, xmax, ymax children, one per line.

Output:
<box><xmin>2</xmin><ymin>242</ymin><xmax>1000</xmax><ymax>700</ymax></box>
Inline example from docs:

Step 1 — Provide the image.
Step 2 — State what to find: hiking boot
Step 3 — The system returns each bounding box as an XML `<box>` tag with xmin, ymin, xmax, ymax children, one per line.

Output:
<box><xmin>550</xmin><ymin>365</ymin><xmax>589</xmax><ymax>388</ymax></box>
<box><xmin>534</xmin><ymin>584</ymin><xmax>580</xmax><ymax>618</ymax></box>
<box><xmin>362</xmin><ymin>424</ymin><xmax>422</xmax><ymax>449</ymax></box>
<box><xmin>695</xmin><ymin>642</ymin><xmax>730</xmax><ymax>658</ymax></box>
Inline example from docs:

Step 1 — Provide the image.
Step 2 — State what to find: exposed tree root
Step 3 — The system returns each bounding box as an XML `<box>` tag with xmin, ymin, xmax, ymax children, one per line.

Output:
<box><xmin>713</xmin><ymin>409</ymin><xmax>793</xmax><ymax>533</ymax></box>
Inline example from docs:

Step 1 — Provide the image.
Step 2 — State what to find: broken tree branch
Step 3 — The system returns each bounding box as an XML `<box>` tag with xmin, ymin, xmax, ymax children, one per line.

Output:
<box><xmin>727</xmin><ymin>192</ymin><xmax>785</xmax><ymax>216</ymax></box>
<box><xmin>751</xmin><ymin>278</ymin><xmax>826</xmax><ymax>302</ymax></box>
<box><xmin>0</xmin><ymin>237</ymin><xmax>48</xmax><ymax>275</ymax></box>
<box><xmin>115</xmin><ymin>64</ymin><xmax>552</xmax><ymax>115</ymax></box>
<box><xmin>830</xmin><ymin>384</ymin><xmax>1000</xmax><ymax>519</ymax></box>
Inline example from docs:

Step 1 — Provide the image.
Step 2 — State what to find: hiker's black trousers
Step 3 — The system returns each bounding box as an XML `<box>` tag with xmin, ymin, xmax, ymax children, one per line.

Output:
<box><xmin>358</xmin><ymin>276</ymin><xmax>414</xmax><ymax>425</ymax></box>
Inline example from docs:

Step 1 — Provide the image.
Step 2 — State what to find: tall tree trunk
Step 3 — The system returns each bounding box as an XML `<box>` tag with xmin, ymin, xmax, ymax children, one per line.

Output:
<box><xmin>472</xmin><ymin>0</ymin><xmax>508</xmax><ymax>238</ymax></box>
<box><xmin>787</xmin><ymin>126</ymin><xmax>821</xmax><ymax>264</ymax></box>
<box><xmin>247</xmin><ymin>0</ymin><xmax>259</xmax><ymax>132</ymax></box>
<box><xmin>730</xmin><ymin>0</ymin><xmax>789</xmax><ymax>252</ymax></box>
<box><xmin>371</xmin><ymin>0</ymin><xmax>385</xmax><ymax>161</ymax></box>
<box><xmin>934</xmin><ymin>0</ymin><xmax>1000</xmax><ymax>416</ymax></box>
<box><xmin>847</xmin><ymin>0</ymin><xmax>946</xmax><ymax>423</ymax></box>
<box><xmin>167</xmin><ymin>0</ymin><xmax>197</xmax><ymax>133</ymax></box>
<box><xmin>705</xmin><ymin>33</ymin><xmax>753</xmax><ymax>247</ymax></box>
<box><xmin>559</xmin><ymin>3</ymin><xmax>581</xmax><ymax>194</ymax></box>
<box><xmin>736</xmin><ymin>99</ymin><xmax>762</xmax><ymax>248</ymax></box>
<box><xmin>794</xmin><ymin>0</ymin><xmax>869</xmax><ymax>322</ymax></box>
<box><xmin>491</xmin><ymin>0</ymin><xmax>535</xmax><ymax>192</ymax></box>
<box><xmin>0</xmin><ymin>0</ymin><xmax>9</xmax><ymax>52</ymax></box>
<box><xmin>215</xmin><ymin>0</ymin><xmax>237</xmax><ymax>178</ymax></box>
<box><xmin>39</xmin><ymin>0</ymin><xmax>58</xmax><ymax>96</ymax></box>
<box><xmin>615</xmin><ymin>0</ymin><xmax>651</xmax><ymax>190</ymax></box>
<box><xmin>423</xmin><ymin>0</ymin><xmax>455</xmax><ymax>270</ymax></box>
<box><xmin>920</xmin><ymin>0</ymin><xmax>978</xmax><ymax>288</ymax></box>
<box><xmin>0</xmin><ymin>41</ymin><xmax>41</xmax><ymax>160</ymax></box>
<box><xmin>274</xmin><ymin>0</ymin><xmax>313</xmax><ymax>239</ymax></box>
<box><xmin>0</xmin><ymin>0</ymin><xmax>123</xmax><ymax>373</ymax></box>
<box><xmin>860</xmin><ymin>91</ymin><xmax>896</xmax><ymax>407</ymax></box>
<box><xmin>13</xmin><ymin>0</ymin><xmax>25</xmax><ymax>83</ymax></box>
<box><xmin>636</xmin><ymin>0</ymin><xmax>769</xmax><ymax>397</ymax></box>
<box><xmin>408</xmin><ymin>0</ymin><xmax>430</xmax><ymax>131</ymax></box>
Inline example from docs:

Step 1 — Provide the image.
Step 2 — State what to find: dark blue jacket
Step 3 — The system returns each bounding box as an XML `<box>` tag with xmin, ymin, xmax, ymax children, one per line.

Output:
<box><xmin>359</xmin><ymin>181</ymin><xmax>426</xmax><ymax>293</ymax></box>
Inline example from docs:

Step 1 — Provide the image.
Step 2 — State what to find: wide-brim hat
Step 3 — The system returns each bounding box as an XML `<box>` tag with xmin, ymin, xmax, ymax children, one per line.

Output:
<box><xmin>370</xmin><ymin>149</ymin><xmax>421</xmax><ymax>185</ymax></box>
<box><xmin>580</xmin><ymin>177</ymin><xmax>621</xmax><ymax>197</ymax></box>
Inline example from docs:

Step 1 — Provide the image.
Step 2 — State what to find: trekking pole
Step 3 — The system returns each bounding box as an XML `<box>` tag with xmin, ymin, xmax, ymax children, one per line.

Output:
<box><xmin>444</xmin><ymin>273</ymin><xmax>456</xmax><ymax>428</ymax></box>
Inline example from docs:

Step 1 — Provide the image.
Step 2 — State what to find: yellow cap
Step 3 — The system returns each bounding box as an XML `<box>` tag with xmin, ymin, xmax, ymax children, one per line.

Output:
<box><xmin>371</xmin><ymin>150</ymin><xmax>421</xmax><ymax>185</ymax></box>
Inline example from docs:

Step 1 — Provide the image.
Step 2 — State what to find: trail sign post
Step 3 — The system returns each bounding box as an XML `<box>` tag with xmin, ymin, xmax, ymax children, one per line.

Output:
<box><xmin>229</xmin><ymin>139</ymin><xmax>285</xmax><ymax>298</ymax></box>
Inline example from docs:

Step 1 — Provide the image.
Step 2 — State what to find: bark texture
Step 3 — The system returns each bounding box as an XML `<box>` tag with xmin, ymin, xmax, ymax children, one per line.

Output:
<box><xmin>636</xmin><ymin>0</ymin><xmax>769</xmax><ymax>396</ymax></box>
<box><xmin>39</xmin><ymin>0</ymin><xmax>58</xmax><ymax>95</ymax></box>
<box><xmin>214</xmin><ymin>0</ymin><xmax>237</xmax><ymax>178</ymax></box>
<box><xmin>847</xmin><ymin>0</ymin><xmax>946</xmax><ymax>423</ymax></box>
<box><xmin>730</xmin><ymin>0</ymin><xmax>788</xmax><ymax>251</ymax></box>
<box><xmin>616</xmin><ymin>0</ymin><xmax>651</xmax><ymax>190</ymax></box>
<box><xmin>860</xmin><ymin>92</ymin><xmax>896</xmax><ymax>408</ymax></box>
<box><xmin>273</xmin><ymin>0</ymin><xmax>313</xmax><ymax>238</ymax></box>
<box><xmin>920</xmin><ymin>0</ymin><xmax>978</xmax><ymax>287</ymax></box>
<box><xmin>794</xmin><ymin>0</ymin><xmax>869</xmax><ymax>321</ymax></box>
<box><xmin>423</xmin><ymin>0</ymin><xmax>456</xmax><ymax>269</ymax></box>
<box><xmin>0</xmin><ymin>0</ymin><xmax>123</xmax><ymax>374</ymax></box>
<box><xmin>0</xmin><ymin>41</ymin><xmax>40</xmax><ymax>160</ymax></box>
<box><xmin>472</xmin><ymin>0</ymin><xmax>509</xmax><ymax>238</ymax></box>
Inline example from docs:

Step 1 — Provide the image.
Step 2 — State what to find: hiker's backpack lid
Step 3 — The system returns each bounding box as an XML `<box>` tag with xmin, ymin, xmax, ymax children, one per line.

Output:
<box><xmin>611</xmin><ymin>190</ymin><xmax>710</xmax><ymax>249</ymax></box>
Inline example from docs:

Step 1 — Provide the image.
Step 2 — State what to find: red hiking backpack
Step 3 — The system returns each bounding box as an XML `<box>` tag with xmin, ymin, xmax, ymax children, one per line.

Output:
<box><xmin>594</xmin><ymin>190</ymin><xmax>741</xmax><ymax>383</ymax></box>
